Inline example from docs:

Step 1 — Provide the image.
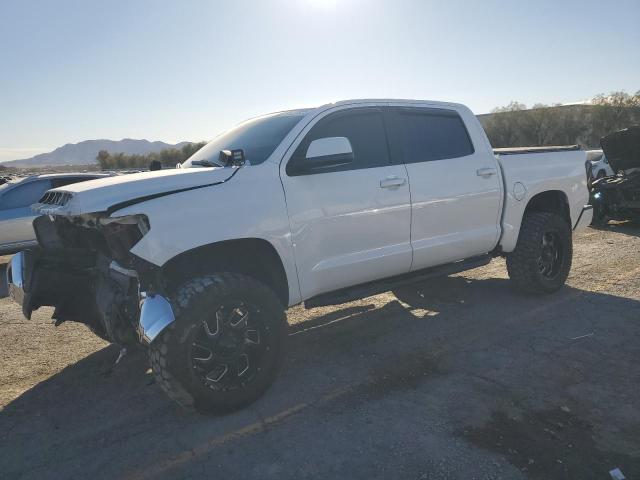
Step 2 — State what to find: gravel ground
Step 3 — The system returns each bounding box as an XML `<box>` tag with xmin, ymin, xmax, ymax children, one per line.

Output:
<box><xmin>0</xmin><ymin>224</ymin><xmax>639</xmax><ymax>479</ymax></box>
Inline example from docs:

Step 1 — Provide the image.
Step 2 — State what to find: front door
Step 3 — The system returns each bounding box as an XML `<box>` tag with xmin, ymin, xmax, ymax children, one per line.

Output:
<box><xmin>280</xmin><ymin>107</ymin><xmax>412</xmax><ymax>300</ymax></box>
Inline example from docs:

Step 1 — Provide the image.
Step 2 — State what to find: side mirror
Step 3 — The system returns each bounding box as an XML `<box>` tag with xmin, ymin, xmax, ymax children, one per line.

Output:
<box><xmin>219</xmin><ymin>148</ymin><xmax>246</xmax><ymax>167</ymax></box>
<box><xmin>288</xmin><ymin>137</ymin><xmax>354</xmax><ymax>175</ymax></box>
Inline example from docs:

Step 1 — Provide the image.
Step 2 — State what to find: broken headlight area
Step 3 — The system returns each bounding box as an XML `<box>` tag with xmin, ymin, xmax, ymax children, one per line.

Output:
<box><xmin>98</xmin><ymin>214</ymin><xmax>150</xmax><ymax>266</ymax></box>
<box><xmin>34</xmin><ymin>213</ymin><xmax>149</xmax><ymax>266</ymax></box>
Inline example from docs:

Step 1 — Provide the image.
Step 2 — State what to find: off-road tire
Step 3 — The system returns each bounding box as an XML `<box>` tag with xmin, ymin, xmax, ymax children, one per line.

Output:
<box><xmin>506</xmin><ymin>212</ymin><xmax>572</xmax><ymax>294</ymax></box>
<box><xmin>149</xmin><ymin>273</ymin><xmax>287</xmax><ymax>413</ymax></box>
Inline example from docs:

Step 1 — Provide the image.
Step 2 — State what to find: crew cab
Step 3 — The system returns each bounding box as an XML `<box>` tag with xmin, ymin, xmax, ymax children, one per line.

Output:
<box><xmin>6</xmin><ymin>99</ymin><xmax>593</xmax><ymax>413</ymax></box>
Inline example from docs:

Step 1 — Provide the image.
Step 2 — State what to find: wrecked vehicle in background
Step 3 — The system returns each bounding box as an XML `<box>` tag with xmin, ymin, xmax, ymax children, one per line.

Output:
<box><xmin>591</xmin><ymin>126</ymin><xmax>640</xmax><ymax>225</ymax></box>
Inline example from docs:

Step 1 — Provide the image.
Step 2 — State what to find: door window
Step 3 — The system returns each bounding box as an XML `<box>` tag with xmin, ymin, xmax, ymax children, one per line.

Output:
<box><xmin>288</xmin><ymin>109</ymin><xmax>390</xmax><ymax>175</ymax></box>
<box><xmin>392</xmin><ymin>109</ymin><xmax>474</xmax><ymax>164</ymax></box>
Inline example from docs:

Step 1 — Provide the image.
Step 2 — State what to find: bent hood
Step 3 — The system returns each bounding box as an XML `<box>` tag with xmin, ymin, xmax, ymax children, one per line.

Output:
<box><xmin>601</xmin><ymin>126</ymin><xmax>640</xmax><ymax>173</ymax></box>
<box><xmin>33</xmin><ymin>167</ymin><xmax>236</xmax><ymax>216</ymax></box>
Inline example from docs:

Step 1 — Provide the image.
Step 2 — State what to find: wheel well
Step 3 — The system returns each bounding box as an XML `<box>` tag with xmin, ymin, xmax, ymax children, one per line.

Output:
<box><xmin>162</xmin><ymin>238</ymin><xmax>289</xmax><ymax>306</ymax></box>
<box><xmin>524</xmin><ymin>190</ymin><xmax>571</xmax><ymax>225</ymax></box>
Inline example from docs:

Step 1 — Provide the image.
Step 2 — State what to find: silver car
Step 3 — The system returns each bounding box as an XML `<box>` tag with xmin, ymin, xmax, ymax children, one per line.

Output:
<box><xmin>0</xmin><ymin>173</ymin><xmax>109</xmax><ymax>254</ymax></box>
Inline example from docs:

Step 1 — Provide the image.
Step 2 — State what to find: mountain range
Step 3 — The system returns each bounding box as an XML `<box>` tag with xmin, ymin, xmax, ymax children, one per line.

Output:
<box><xmin>3</xmin><ymin>139</ymin><xmax>192</xmax><ymax>167</ymax></box>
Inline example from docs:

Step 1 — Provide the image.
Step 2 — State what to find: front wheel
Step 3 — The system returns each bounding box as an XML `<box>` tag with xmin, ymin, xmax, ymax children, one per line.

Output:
<box><xmin>506</xmin><ymin>212</ymin><xmax>572</xmax><ymax>294</ymax></box>
<box><xmin>149</xmin><ymin>273</ymin><xmax>287</xmax><ymax>413</ymax></box>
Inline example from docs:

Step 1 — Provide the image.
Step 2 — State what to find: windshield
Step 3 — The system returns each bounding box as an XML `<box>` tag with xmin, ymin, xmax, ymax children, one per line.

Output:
<box><xmin>183</xmin><ymin>111</ymin><xmax>307</xmax><ymax>168</ymax></box>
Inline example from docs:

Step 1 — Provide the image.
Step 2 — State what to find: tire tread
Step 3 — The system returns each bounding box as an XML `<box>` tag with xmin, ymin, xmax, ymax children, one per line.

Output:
<box><xmin>506</xmin><ymin>212</ymin><xmax>572</xmax><ymax>294</ymax></box>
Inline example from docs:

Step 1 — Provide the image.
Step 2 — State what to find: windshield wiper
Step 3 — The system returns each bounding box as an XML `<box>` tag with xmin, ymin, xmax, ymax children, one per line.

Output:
<box><xmin>190</xmin><ymin>159</ymin><xmax>223</xmax><ymax>168</ymax></box>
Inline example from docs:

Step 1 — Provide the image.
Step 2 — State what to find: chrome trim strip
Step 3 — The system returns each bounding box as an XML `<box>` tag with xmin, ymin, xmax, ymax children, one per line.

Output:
<box><xmin>138</xmin><ymin>294</ymin><xmax>175</xmax><ymax>345</ymax></box>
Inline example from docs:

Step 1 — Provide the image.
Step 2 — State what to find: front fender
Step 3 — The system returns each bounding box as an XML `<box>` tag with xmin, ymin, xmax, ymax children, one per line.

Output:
<box><xmin>112</xmin><ymin>162</ymin><xmax>302</xmax><ymax>306</ymax></box>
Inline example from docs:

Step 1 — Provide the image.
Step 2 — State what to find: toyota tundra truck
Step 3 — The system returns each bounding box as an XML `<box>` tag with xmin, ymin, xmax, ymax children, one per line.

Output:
<box><xmin>6</xmin><ymin>99</ymin><xmax>593</xmax><ymax>413</ymax></box>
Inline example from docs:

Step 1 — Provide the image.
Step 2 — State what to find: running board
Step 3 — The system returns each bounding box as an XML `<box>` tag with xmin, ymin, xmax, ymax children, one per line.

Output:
<box><xmin>304</xmin><ymin>254</ymin><xmax>491</xmax><ymax>309</ymax></box>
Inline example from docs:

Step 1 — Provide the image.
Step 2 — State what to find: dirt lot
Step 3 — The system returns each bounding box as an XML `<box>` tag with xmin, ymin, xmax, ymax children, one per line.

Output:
<box><xmin>1</xmin><ymin>225</ymin><xmax>639</xmax><ymax>480</ymax></box>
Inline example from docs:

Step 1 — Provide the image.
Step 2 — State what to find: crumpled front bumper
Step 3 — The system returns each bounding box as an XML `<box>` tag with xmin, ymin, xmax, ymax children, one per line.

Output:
<box><xmin>6</xmin><ymin>250</ymin><xmax>175</xmax><ymax>344</ymax></box>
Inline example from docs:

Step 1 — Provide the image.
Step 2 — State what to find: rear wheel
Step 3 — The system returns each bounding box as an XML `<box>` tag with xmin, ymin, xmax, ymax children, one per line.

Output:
<box><xmin>149</xmin><ymin>273</ymin><xmax>287</xmax><ymax>413</ymax></box>
<box><xmin>506</xmin><ymin>212</ymin><xmax>572</xmax><ymax>294</ymax></box>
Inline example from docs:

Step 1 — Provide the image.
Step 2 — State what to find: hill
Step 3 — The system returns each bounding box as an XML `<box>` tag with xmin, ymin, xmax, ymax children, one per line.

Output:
<box><xmin>2</xmin><ymin>139</ymin><xmax>192</xmax><ymax>167</ymax></box>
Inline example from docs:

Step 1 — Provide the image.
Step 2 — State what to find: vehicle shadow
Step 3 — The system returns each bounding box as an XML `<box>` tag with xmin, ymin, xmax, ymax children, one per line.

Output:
<box><xmin>589</xmin><ymin>220</ymin><xmax>640</xmax><ymax>238</ymax></box>
<box><xmin>1</xmin><ymin>275</ymin><xmax>639</xmax><ymax>479</ymax></box>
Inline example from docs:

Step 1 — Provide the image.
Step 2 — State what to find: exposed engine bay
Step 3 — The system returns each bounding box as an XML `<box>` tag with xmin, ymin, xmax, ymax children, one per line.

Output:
<box><xmin>18</xmin><ymin>213</ymin><xmax>157</xmax><ymax>345</ymax></box>
<box><xmin>591</xmin><ymin>126</ymin><xmax>640</xmax><ymax>224</ymax></box>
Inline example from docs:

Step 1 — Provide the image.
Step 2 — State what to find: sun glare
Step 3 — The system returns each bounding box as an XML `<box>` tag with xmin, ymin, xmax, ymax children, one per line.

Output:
<box><xmin>307</xmin><ymin>0</ymin><xmax>338</xmax><ymax>9</ymax></box>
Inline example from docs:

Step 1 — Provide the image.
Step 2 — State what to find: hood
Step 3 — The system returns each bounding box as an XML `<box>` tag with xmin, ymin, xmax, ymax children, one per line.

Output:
<box><xmin>33</xmin><ymin>166</ymin><xmax>236</xmax><ymax>216</ymax></box>
<box><xmin>600</xmin><ymin>126</ymin><xmax>640</xmax><ymax>173</ymax></box>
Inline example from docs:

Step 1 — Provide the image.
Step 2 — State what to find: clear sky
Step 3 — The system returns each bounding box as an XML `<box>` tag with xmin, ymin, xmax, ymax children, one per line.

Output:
<box><xmin>1</xmin><ymin>0</ymin><xmax>638</xmax><ymax>162</ymax></box>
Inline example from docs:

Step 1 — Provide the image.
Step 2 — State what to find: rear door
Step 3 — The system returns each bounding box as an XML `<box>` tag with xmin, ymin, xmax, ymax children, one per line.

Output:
<box><xmin>280</xmin><ymin>106</ymin><xmax>412</xmax><ymax>300</ymax></box>
<box><xmin>386</xmin><ymin>106</ymin><xmax>502</xmax><ymax>270</ymax></box>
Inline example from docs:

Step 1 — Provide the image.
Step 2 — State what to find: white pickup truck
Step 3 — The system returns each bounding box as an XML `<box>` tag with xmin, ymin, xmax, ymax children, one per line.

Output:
<box><xmin>6</xmin><ymin>99</ymin><xmax>593</xmax><ymax>413</ymax></box>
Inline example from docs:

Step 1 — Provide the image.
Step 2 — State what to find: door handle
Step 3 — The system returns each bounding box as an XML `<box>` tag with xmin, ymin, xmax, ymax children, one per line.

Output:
<box><xmin>380</xmin><ymin>177</ymin><xmax>406</xmax><ymax>188</ymax></box>
<box><xmin>476</xmin><ymin>168</ymin><xmax>497</xmax><ymax>177</ymax></box>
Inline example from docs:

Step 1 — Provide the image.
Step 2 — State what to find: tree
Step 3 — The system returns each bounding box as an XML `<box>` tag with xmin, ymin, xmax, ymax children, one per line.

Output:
<box><xmin>480</xmin><ymin>90</ymin><xmax>640</xmax><ymax>149</ymax></box>
<box><xmin>96</xmin><ymin>150</ymin><xmax>110</xmax><ymax>169</ymax></box>
<box><xmin>481</xmin><ymin>102</ymin><xmax>527</xmax><ymax>147</ymax></box>
<box><xmin>589</xmin><ymin>91</ymin><xmax>640</xmax><ymax>145</ymax></box>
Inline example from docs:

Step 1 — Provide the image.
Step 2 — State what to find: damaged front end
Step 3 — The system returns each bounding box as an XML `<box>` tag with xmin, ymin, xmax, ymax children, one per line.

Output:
<box><xmin>6</xmin><ymin>212</ymin><xmax>174</xmax><ymax>346</ymax></box>
<box><xmin>591</xmin><ymin>126</ymin><xmax>640</xmax><ymax>224</ymax></box>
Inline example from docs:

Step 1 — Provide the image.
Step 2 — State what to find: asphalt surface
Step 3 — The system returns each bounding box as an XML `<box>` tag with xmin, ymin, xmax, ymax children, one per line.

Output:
<box><xmin>0</xmin><ymin>224</ymin><xmax>639</xmax><ymax>479</ymax></box>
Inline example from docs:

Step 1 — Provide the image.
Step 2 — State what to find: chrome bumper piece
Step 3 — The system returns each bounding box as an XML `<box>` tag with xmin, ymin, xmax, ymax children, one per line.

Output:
<box><xmin>6</xmin><ymin>251</ymin><xmax>26</xmax><ymax>306</ymax></box>
<box><xmin>138</xmin><ymin>294</ymin><xmax>175</xmax><ymax>345</ymax></box>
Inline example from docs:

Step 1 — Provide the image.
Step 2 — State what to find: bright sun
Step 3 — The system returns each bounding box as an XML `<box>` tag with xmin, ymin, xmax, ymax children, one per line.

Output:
<box><xmin>307</xmin><ymin>0</ymin><xmax>338</xmax><ymax>9</ymax></box>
